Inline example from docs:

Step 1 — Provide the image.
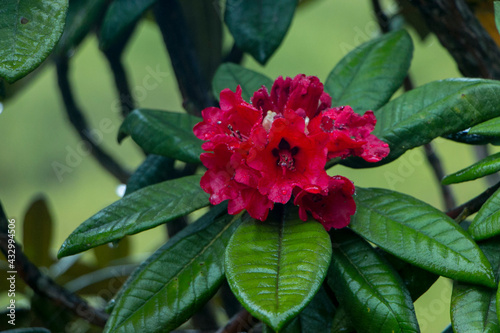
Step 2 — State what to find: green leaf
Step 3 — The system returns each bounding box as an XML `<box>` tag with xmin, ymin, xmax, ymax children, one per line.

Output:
<box><xmin>469</xmin><ymin>187</ymin><xmax>500</xmax><ymax>240</ymax></box>
<box><xmin>344</xmin><ymin>79</ymin><xmax>500</xmax><ymax>167</ymax></box>
<box><xmin>327</xmin><ymin>229</ymin><xmax>419</xmax><ymax>333</ymax></box>
<box><xmin>118</xmin><ymin>109</ymin><xmax>203</xmax><ymax>164</ymax></box>
<box><xmin>212</xmin><ymin>63</ymin><xmax>273</xmax><ymax>102</ymax></box>
<box><xmin>224</xmin><ymin>0</ymin><xmax>297</xmax><ymax>64</ymax></box>
<box><xmin>350</xmin><ymin>187</ymin><xmax>496</xmax><ymax>288</ymax></box>
<box><xmin>495</xmin><ymin>2</ymin><xmax>500</xmax><ymax>35</ymax></box>
<box><xmin>225</xmin><ymin>211</ymin><xmax>332</xmax><ymax>332</ymax></box>
<box><xmin>104</xmin><ymin>206</ymin><xmax>240</xmax><ymax>333</ymax></box>
<box><xmin>54</xmin><ymin>0</ymin><xmax>108</xmax><ymax>55</ymax></box>
<box><xmin>281</xmin><ymin>286</ymin><xmax>335</xmax><ymax>333</ymax></box>
<box><xmin>469</xmin><ymin>116</ymin><xmax>500</xmax><ymax>137</ymax></box>
<box><xmin>58</xmin><ymin>175</ymin><xmax>209</xmax><ymax>258</ymax></box>
<box><xmin>442</xmin><ymin>152</ymin><xmax>500</xmax><ymax>185</ymax></box>
<box><xmin>451</xmin><ymin>239</ymin><xmax>500</xmax><ymax>333</ymax></box>
<box><xmin>22</xmin><ymin>196</ymin><xmax>53</xmax><ymax>267</ymax></box>
<box><xmin>125</xmin><ymin>155</ymin><xmax>175</xmax><ymax>196</ymax></box>
<box><xmin>0</xmin><ymin>0</ymin><xmax>68</xmax><ymax>83</ymax></box>
<box><xmin>380</xmin><ymin>250</ymin><xmax>438</xmax><ymax>301</ymax></box>
<box><xmin>325</xmin><ymin>30</ymin><xmax>413</xmax><ymax>113</ymax></box>
<box><xmin>99</xmin><ymin>0</ymin><xmax>155</xmax><ymax>51</ymax></box>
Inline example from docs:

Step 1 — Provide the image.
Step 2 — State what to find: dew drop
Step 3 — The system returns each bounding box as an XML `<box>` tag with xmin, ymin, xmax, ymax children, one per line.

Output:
<box><xmin>115</xmin><ymin>184</ymin><xmax>126</xmax><ymax>197</ymax></box>
<box><xmin>282</xmin><ymin>190</ymin><xmax>287</xmax><ymax>195</ymax></box>
<box><xmin>216</xmin><ymin>121</ymin><xmax>222</xmax><ymax>124</ymax></box>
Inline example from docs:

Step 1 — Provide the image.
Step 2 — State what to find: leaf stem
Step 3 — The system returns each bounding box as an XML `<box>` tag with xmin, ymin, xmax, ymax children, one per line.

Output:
<box><xmin>101</xmin><ymin>34</ymin><xmax>136</xmax><ymax>118</ymax></box>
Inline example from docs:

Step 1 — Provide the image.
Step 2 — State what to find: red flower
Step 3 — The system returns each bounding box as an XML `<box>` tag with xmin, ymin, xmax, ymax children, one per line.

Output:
<box><xmin>309</xmin><ymin>106</ymin><xmax>389</xmax><ymax>162</ymax></box>
<box><xmin>294</xmin><ymin>176</ymin><xmax>356</xmax><ymax>230</ymax></box>
<box><xmin>194</xmin><ymin>74</ymin><xmax>389</xmax><ymax>229</ymax></box>
<box><xmin>247</xmin><ymin>109</ymin><xmax>329</xmax><ymax>203</ymax></box>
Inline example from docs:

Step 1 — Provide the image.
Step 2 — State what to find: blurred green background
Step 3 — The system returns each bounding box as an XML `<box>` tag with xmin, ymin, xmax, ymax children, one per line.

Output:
<box><xmin>0</xmin><ymin>1</ymin><xmax>491</xmax><ymax>331</ymax></box>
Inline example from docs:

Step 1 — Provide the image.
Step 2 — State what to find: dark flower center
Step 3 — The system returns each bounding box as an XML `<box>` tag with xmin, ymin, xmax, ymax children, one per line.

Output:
<box><xmin>272</xmin><ymin>138</ymin><xmax>299</xmax><ymax>173</ymax></box>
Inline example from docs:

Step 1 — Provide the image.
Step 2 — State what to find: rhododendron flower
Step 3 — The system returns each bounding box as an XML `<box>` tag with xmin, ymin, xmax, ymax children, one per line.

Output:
<box><xmin>194</xmin><ymin>74</ymin><xmax>389</xmax><ymax>230</ymax></box>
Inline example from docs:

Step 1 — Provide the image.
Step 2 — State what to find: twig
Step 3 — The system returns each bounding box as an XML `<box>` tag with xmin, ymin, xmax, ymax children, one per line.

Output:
<box><xmin>55</xmin><ymin>55</ymin><xmax>130</xmax><ymax>183</ymax></box>
<box><xmin>0</xmin><ymin>204</ymin><xmax>109</xmax><ymax>327</ymax></box>
<box><xmin>153</xmin><ymin>0</ymin><xmax>216</xmax><ymax>116</ymax></box>
<box><xmin>371</xmin><ymin>0</ymin><xmax>390</xmax><ymax>33</ymax></box>
<box><xmin>215</xmin><ymin>308</ymin><xmax>259</xmax><ymax>333</ymax></box>
<box><xmin>424</xmin><ymin>143</ymin><xmax>456</xmax><ymax>210</ymax></box>
<box><xmin>371</xmin><ymin>3</ymin><xmax>457</xmax><ymax>210</ymax></box>
<box><xmin>446</xmin><ymin>181</ymin><xmax>500</xmax><ymax>219</ymax></box>
<box><xmin>223</xmin><ymin>43</ymin><xmax>244</xmax><ymax>64</ymax></box>
<box><xmin>100</xmin><ymin>27</ymin><xmax>136</xmax><ymax>118</ymax></box>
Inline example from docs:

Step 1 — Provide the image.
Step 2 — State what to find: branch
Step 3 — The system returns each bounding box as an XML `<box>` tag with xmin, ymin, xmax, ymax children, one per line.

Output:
<box><xmin>409</xmin><ymin>0</ymin><xmax>500</xmax><ymax>79</ymax></box>
<box><xmin>100</xmin><ymin>26</ymin><xmax>136</xmax><ymax>118</ymax></box>
<box><xmin>446</xmin><ymin>180</ymin><xmax>500</xmax><ymax>219</ymax></box>
<box><xmin>55</xmin><ymin>55</ymin><xmax>131</xmax><ymax>183</ymax></box>
<box><xmin>215</xmin><ymin>308</ymin><xmax>259</xmax><ymax>333</ymax></box>
<box><xmin>424</xmin><ymin>143</ymin><xmax>456</xmax><ymax>210</ymax></box>
<box><xmin>0</xmin><ymin>204</ymin><xmax>109</xmax><ymax>327</ymax></box>
<box><xmin>153</xmin><ymin>0</ymin><xmax>216</xmax><ymax>116</ymax></box>
<box><xmin>371</xmin><ymin>3</ymin><xmax>457</xmax><ymax>210</ymax></box>
<box><xmin>371</xmin><ymin>0</ymin><xmax>390</xmax><ymax>33</ymax></box>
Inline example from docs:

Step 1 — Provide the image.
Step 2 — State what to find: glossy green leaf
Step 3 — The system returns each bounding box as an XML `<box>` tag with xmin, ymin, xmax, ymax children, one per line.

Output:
<box><xmin>224</xmin><ymin>0</ymin><xmax>297</xmax><ymax>64</ymax></box>
<box><xmin>125</xmin><ymin>155</ymin><xmax>175</xmax><ymax>196</ymax></box>
<box><xmin>344</xmin><ymin>79</ymin><xmax>500</xmax><ymax>167</ymax></box>
<box><xmin>350</xmin><ymin>187</ymin><xmax>496</xmax><ymax>288</ymax></box>
<box><xmin>99</xmin><ymin>0</ymin><xmax>155</xmax><ymax>50</ymax></box>
<box><xmin>104</xmin><ymin>206</ymin><xmax>240</xmax><ymax>333</ymax></box>
<box><xmin>281</xmin><ymin>286</ymin><xmax>335</xmax><ymax>333</ymax></box>
<box><xmin>22</xmin><ymin>197</ymin><xmax>53</xmax><ymax>267</ymax></box>
<box><xmin>327</xmin><ymin>229</ymin><xmax>419</xmax><ymax>333</ymax></box>
<box><xmin>54</xmin><ymin>0</ymin><xmax>108</xmax><ymax>55</ymax></box>
<box><xmin>0</xmin><ymin>0</ymin><xmax>67</xmax><ymax>83</ymax></box>
<box><xmin>451</xmin><ymin>239</ymin><xmax>500</xmax><ymax>333</ymax></box>
<box><xmin>325</xmin><ymin>29</ymin><xmax>413</xmax><ymax>112</ymax></box>
<box><xmin>470</xmin><ymin>187</ymin><xmax>500</xmax><ymax>240</ymax></box>
<box><xmin>442</xmin><ymin>152</ymin><xmax>500</xmax><ymax>185</ymax></box>
<box><xmin>469</xmin><ymin>116</ymin><xmax>500</xmax><ymax>137</ymax></box>
<box><xmin>118</xmin><ymin>109</ymin><xmax>203</xmax><ymax>164</ymax></box>
<box><xmin>58</xmin><ymin>175</ymin><xmax>209</xmax><ymax>258</ymax></box>
<box><xmin>212</xmin><ymin>63</ymin><xmax>273</xmax><ymax>101</ymax></box>
<box><xmin>225</xmin><ymin>212</ymin><xmax>332</xmax><ymax>332</ymax></box>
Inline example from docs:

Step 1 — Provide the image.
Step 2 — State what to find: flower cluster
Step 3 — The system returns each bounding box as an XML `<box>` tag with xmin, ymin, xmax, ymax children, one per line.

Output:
<box><xmin>194</xmin><ymin>74</ymin><xmax>389</xmax><ymax>230</ymax></box>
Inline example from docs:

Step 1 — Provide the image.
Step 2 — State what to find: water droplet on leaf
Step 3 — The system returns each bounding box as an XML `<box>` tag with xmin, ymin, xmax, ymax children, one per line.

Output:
<box><xmin>115</xmin><ymin>184</ymin><xmax>126</xmax><ymax>197</ymax></box>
